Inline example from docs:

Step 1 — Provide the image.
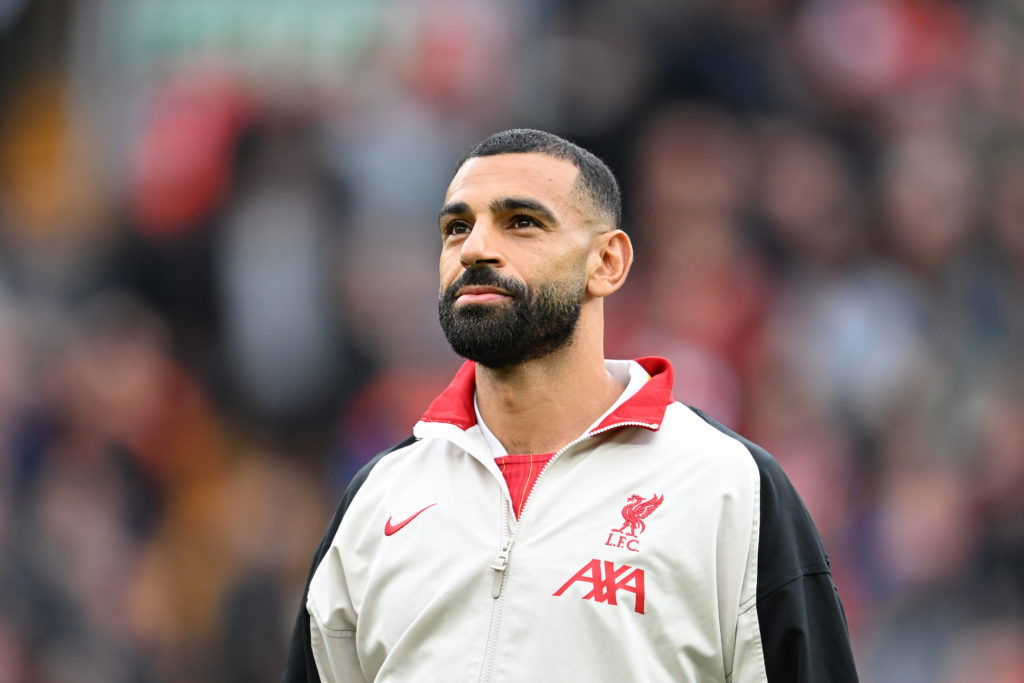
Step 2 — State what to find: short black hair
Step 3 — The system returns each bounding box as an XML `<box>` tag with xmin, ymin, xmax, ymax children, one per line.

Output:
<box><xmin>456</xmin><ymin>129</ymin><xmax>622</xmax><ymax>231</ymax></box>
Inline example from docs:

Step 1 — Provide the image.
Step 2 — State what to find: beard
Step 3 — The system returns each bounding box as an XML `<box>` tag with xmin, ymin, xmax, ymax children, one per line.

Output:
<box><xmin>438</xmin><ymin>267</ymin><xmax>585</xmax><ymax>369</ymax></box>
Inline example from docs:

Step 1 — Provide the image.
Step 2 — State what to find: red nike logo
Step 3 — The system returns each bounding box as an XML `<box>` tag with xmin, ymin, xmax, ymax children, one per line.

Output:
<box><xmin>384</xmin><ymin>503</ymin><xmax>437</xmax><ymax>536</ymax></box>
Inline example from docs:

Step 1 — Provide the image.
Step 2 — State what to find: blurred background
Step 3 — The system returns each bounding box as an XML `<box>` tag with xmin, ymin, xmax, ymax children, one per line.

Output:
<box><xmin>1</xmin><ymin>0</ymin><xmax>1023</xmax><ymax>680</ymax></box>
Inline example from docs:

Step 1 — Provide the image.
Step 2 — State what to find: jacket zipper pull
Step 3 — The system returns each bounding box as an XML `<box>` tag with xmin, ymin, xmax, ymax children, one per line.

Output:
<box><xmin>490</xmin><ymin>544</ymin><xmax>510</xmax><ymax>598</ymax></box>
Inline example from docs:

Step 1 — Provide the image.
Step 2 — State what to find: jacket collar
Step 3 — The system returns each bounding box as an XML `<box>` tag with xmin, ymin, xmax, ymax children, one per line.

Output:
<box><xmin>418</xmin><ymin>357</ymin><xmax>674</xmax><ymax>434</ymax></box>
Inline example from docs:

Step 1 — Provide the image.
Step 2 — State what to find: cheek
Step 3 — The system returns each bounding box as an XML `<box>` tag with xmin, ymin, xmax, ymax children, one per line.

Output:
<box><xmin>439</xmin><ymin>254</ymin><xmax>461</xmax><ymax>291</ymax></box>
<box><xmin>439</xmin><ymin>248</ymin><xmax>455</xmax><ymax>276</ymax></box>
<box><xmin>556</xmin><ymin>247</ymin><xmax>591</xmax><ymax>282</ymax></box>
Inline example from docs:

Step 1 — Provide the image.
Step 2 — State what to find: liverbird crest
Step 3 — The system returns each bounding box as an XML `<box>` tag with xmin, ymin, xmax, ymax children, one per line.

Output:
<box><xmin>613</xmin><ymin>493</ymin><xmax>664</xmax><ymax>538</ymax></box>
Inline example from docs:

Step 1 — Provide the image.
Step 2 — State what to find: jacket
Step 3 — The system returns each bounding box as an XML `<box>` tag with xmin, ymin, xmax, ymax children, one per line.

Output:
<box><xmin>282</xmin><ymin>357</ymin><xmax>859</xmax><ymax>682</ymax></box>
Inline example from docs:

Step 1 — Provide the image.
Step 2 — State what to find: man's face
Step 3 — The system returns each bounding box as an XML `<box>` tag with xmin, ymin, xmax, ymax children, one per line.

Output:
<box><xmin>437</xmin><ymin>153</ymin><xmax>594</xmax><ymax>368</ymax></box>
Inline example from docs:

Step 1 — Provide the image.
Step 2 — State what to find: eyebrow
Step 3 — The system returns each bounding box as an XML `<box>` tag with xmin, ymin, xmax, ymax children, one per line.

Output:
<box><xmin>437</xmin><ymin>197</ymin><xmax>560</xmax><ymax>228</ymax></box>
<box><xmin>489</xmin><ymin>197</ymin><xmax>559</xmax><ymax>226</ymax></box>
<box><xmin>438</xmin><ymin>201</ymin><xmax>470</xmax><ymax>226</ymax></box>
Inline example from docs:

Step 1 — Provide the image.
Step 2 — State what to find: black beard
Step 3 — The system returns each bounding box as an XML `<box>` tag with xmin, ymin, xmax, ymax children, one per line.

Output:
<box><xmin>438</xmin><ymin>267</ymin><xmax>584</xmax><ymax>369</ymax></box>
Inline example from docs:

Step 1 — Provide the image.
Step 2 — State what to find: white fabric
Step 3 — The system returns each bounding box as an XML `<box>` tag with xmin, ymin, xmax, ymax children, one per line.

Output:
<box><xmin>306</xmin><ymin>402</ymin><xmax>768</xmax><ymax>683</ymax></box>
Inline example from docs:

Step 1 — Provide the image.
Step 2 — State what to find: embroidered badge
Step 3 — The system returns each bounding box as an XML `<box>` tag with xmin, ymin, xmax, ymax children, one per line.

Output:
<box><xmin>605</xmin><ymin>493</ymin><xmax>663</xmax><ymax>552</ymax></box>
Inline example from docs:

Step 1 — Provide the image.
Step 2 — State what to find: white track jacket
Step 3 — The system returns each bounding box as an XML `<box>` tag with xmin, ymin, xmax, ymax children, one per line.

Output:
<box><xmin>283</xmin><ymin>357</ymin><xmax>859</xmax><ymax>682</ymax></box>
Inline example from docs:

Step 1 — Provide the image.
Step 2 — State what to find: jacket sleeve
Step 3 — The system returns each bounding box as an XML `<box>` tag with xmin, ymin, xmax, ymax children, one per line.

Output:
<box><xmin>281</xmin><ymin>437</ymin><xmax>417</xmax><ymax>683</ymax></box>
<box><xmin>693</xmin><ymin>411</ymin><xmax>859</xmax><ymax>683</ymax></box>
<box><xmin>742</xmin><ymin>442</ymin><xmax>859</xmax><ymax>683</ymax></box>
<box><xmin>753</xmin><ymin>571</ymin><xmax>857</xmax><ymax>681</ymax></box>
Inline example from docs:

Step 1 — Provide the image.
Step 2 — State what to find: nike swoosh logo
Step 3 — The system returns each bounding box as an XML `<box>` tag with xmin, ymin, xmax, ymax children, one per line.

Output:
<box><xmin>384</xmin><ymin>503</ymin><xmax>437</xmax><ymax>536</ymax></box>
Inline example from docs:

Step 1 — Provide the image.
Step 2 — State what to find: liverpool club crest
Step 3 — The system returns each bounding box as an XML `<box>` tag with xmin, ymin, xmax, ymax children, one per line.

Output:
<box><xmin>605</xmin><ymin>493</ymin><xmax>664</xmax><ymax>553</ymax></box>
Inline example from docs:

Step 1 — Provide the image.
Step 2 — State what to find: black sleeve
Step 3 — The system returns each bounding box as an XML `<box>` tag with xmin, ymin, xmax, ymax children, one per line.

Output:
<box><xmin>753</xmin><ymin>449</ymin><xmax>858</xmax><ymax>682</ymax></box>
<box><xmin>693</xmin><ymin>410</ymin><xmax>859</xmax><ymax>683</ymax></box>
<box><xmin>281</xmin><ymin>436</ymin><xmax>418</xmax><ymax>683</ymax></box>
<box><xmin>756</xmin><ymin>572</ymin><xmax>857</xmax><ymax>681</ymax></box>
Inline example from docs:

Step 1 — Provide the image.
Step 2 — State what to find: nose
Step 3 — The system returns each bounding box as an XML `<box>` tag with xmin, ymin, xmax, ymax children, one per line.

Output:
<box><xmin>459</xmin><ymin>219</ymin><xmax>503</xmax><ymax>269</ymax></box>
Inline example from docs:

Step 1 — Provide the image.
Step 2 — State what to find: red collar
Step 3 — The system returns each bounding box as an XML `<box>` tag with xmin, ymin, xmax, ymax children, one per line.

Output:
<box><xmin>419</xmin><ymin>357</ymin><xmax>674</xmax><ymax>433</ymax></box>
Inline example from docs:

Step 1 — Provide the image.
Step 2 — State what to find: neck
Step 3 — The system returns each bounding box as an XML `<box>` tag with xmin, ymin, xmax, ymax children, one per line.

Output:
<box><xmin>474</xmin><ymin>320</ymin><xmax>624</xmax><ymax>455</ymax></box>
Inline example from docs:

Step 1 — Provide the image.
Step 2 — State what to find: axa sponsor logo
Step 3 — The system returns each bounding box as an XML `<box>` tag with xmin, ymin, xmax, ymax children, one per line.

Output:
<box><xmin>553</xmin><ymin>559</ymin><xmax>646</xmax><ymax>614</ymax></box>
<box><xmin>605</xmin><ymin>493</ymin><xmax>663</xmax><ymax>552</ymax></box>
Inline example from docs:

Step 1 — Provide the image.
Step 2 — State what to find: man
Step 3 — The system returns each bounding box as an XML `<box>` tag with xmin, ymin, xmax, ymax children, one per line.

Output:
<box><xmin>282</xmin><ymin>129</ymin><xmax>859</xmax><ymax>682</ymax></box>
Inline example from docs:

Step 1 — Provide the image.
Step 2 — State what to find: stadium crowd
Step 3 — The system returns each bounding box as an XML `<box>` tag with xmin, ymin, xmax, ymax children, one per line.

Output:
<box><xmin>1</xmin><ymin>0</ymin><xmax>1024</xmax><ymax>681</ymax></box>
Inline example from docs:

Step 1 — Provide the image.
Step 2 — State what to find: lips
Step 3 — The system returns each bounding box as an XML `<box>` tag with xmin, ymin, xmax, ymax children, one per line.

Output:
<box><xmin>455</xmin><ymin>285</ymin><xmax>511</xmax><ymax>305</ymax></box>
<box><xmin>442</xmin><ymin>267</ymin><xmax>526</xmax><ymax>308</ymax></box>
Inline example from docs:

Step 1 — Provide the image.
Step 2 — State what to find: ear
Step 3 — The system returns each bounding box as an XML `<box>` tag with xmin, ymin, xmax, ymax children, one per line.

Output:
<box><xmin>586</xmin><ymin>230</ymin><xmax>633</xmax><ymax>298</ymax></box>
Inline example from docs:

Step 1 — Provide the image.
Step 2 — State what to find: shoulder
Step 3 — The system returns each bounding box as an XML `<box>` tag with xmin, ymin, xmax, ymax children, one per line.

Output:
<box><xmin>311</xmin><ymin>436</ymin><xmax>420</xmax><ymax>563</ymax></box>
<box><xmin>682</xmin><ymin>406</ymin><xmax>831</xmax><ymax>596</ymax></box>
<box><xmin>656</xmin><ymin>403</ymin><xmax>764</xmax><ymax>484</ymax></box>
<box><xmin>672</xmin><ymin>404</ymin><xmax>809</xmax><ymax>502</ymax></box>
<box><xmin>347</xmin><ymin>435</ymin><xmax>422</xmax><ymax>494</ymax></box>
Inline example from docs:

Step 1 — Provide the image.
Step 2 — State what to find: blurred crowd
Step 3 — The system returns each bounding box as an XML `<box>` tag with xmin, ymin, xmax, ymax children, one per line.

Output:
<box><xmin>1</xmin><ymin>0</ymin><xmax>1024</xmax><ymax>681</ymax></box>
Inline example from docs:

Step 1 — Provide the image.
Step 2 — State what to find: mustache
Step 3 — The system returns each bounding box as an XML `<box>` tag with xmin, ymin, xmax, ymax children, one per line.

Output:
<box><xmin>441</xmin><ymin>267</ymin><xmax>529</xmax><ymax>302</ymax></box>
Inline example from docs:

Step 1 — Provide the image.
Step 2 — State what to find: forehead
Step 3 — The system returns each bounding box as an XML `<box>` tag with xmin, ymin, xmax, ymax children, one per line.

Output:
<box><xmin>445</xmin><ymin>152</ymin><xmax>581</xmax><ymax>210</ymax></box>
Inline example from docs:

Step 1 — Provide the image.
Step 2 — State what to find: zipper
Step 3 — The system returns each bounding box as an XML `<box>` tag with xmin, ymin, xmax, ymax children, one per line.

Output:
<box><xmin>477</xmin><ymin>419</ymin><xmax>659</xmax><ymax>681</ymax></box>
<box><xmin>510</xmin><ymin>419</ymin><xmax>660</xmax><ymax>533</ymax></box>
<box><xmin>490</xmin><ymin>540</ymin><xmax>512</xmax><ymax>598</ymax></box>
<box><xmin>478</xmin><ymin>491</ymin><xmax>512</xmax><ymax>682</ymax></box>
<box><xmin>488</xmin><ymin>419</ymin><xmax>659</xmax><ymax>599</ymax></box>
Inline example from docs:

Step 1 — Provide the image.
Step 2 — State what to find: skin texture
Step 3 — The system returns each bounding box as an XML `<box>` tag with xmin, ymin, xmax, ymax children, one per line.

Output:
<box><xmin>438</xmin><ymin>152</ymin><xmax>634</xmax><ymax>455</ymax></box>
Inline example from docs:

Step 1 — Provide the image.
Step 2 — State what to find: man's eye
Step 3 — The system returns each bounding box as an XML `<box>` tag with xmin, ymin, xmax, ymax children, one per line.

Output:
<box><xmin>512</xmin><ymin>215</ymin><xmax>540</xmax><ymax>229</ymax></box>
<box><xmin>445</xmin><ymin>221</ymin><xmax>471</xmax><ymax>236</ymax></box>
